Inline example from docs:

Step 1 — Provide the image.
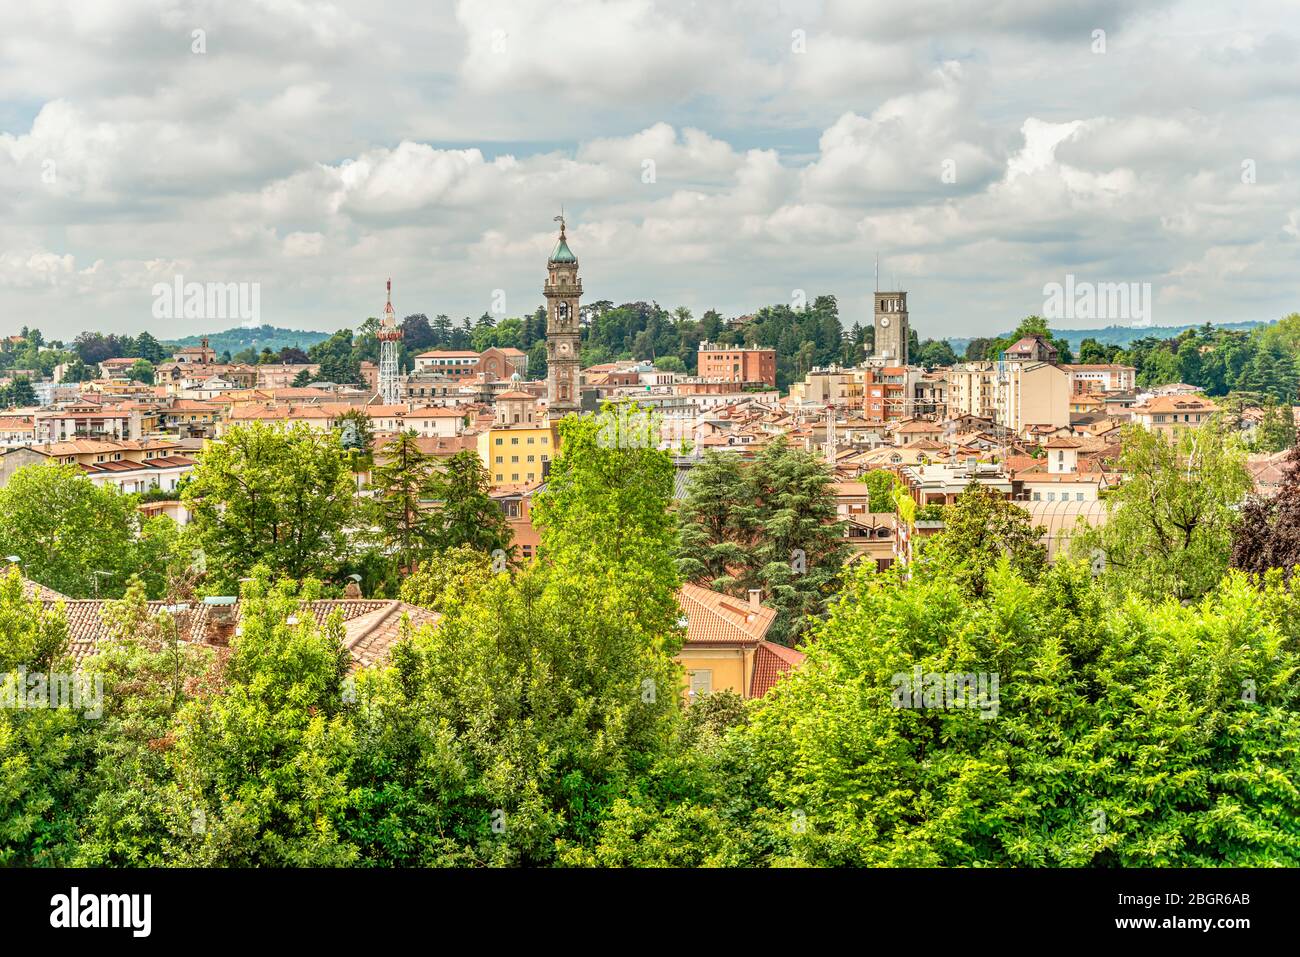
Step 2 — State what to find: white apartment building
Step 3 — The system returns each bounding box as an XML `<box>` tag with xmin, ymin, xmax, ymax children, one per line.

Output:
<box><xmin>946</xmin><ymin>361</ymin><xmax>1070</xmax><ymax>433</ymax></box>
<box><xmin>1070</xmin><ymin>364</ymin><xmax>1136</xmax><ymax>393</ymax></box>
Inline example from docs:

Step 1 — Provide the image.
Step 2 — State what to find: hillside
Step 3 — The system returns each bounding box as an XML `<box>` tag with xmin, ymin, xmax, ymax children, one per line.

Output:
<box><xmin>947</xmin><ymin>320</ymin><xmax>1268</xmax><ymax>354</ymax></box>
<box><xmin>165</xmin><ymin>325</ymin><xmax>332</xmax><ymax>356</ymax></box>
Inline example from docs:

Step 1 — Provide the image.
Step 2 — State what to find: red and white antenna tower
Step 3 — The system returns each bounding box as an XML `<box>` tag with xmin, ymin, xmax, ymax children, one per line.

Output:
<box><xmin>377</xmin><ymin>277</ymin><xmax>403</xmax><ymax>405</ymax></box>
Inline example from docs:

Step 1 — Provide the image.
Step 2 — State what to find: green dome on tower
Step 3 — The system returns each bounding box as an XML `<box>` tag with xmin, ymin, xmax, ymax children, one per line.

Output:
<box><xmin>549</xmin><ymin>215</ymin><xmax>577</xmax><ymax>263</ymax></box>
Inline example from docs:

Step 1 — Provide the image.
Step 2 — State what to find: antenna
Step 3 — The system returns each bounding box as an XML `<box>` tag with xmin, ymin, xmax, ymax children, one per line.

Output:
<box><xmin>875</xmin><ymin>254</ymin><xmax>879</xmax><ymax>293</ymax></box>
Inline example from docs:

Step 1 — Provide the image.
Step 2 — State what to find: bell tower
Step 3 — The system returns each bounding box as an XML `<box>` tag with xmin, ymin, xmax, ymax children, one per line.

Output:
<box><xmin>544</xmin><ymin>214</ymin><xmax>582</xmax><ymax>419</ymax></box>
<box><xmin>873</xmin><ymin>290</ymin><xmax>909</xmax><ymax>365</ymax></box>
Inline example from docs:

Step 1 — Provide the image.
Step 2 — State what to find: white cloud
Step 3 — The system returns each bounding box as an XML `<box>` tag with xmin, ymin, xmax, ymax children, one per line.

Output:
<box><xmin>0</xmin><ymin>0</ymin><xmax>1298</xmax><ymax>338</ymax></box>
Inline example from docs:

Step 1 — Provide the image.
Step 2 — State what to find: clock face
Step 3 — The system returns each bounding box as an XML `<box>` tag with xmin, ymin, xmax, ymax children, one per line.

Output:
<box><xmin>880</xmin><ymin>316</ymin><xmax>890</xmax><ymax>328</ymax></box>
<box><xmin>559</xmin><ymin>342</ymin><xmax>570</xmax><ymax>355</ymax></box>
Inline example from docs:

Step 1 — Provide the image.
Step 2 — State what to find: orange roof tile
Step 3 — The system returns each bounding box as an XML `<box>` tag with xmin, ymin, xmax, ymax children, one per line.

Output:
<box><xmin>750</xmin><ymin>640</ymin><xmax>805</xmax><ymax>697</ymax></box>
<box><xmin>678</xmin><ymin>582</ymin><xmax>776</xmax><ymax>644</ymax></box>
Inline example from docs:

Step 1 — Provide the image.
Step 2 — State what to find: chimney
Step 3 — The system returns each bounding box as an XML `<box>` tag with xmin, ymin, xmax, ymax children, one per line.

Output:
<box><xmin>748</xmin><ymin>589</ymin><xmax>762</xmax><ymax>611</ymax></box>
<box><xmin>202</xmin><ymin>596</ymin><xmax>239</xmax><ymax>646</ymax></box>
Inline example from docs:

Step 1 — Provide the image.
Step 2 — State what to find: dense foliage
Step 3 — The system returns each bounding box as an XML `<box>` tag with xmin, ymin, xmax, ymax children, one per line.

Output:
<box><xmin>677</xmin><ymin>440</ymin><xmax>848</xmax><ymax>645</ymax></box>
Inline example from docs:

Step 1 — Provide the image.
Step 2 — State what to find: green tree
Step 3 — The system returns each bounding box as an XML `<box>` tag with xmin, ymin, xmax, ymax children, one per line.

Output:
<box><xmin>0</xmin><ymin>569</ymin><xmax>85</xmax><ymax>865</ymax></box>
<box><xmin>1</xmin><ymin>376</ymin><xmax>36</xmax><ymax>407</ymax></box>
<box><xmin>676</xmin><ymin>439</ymin><xmax>847</xmax><ymax>645</ymax></box>
<box><xmin>168</xmin><ymin>574</ymin><xmax>357</xmax><ymax>866</ymax></box>
<box><xmin>739</xmin><ymin>438</ymin><xmax>848</xmax><ymax>645</ymax></box>
<box><xmin>427</xmin><ymin>450</ymin><xmax>512</xmax><ymax>555</ymax></box>
<box><xmin>72</xmin><ymin>579</ymin><xmax>215</xmax><ymax>865</ymax></box>
<box><xmin>128</xmin><ymin>359</ymin><xmax>155</xmax><ymax>385</ymax></box>
<box><xmin>398</xmin><ymin>545</ymin><xmax>494</xmax><ymax>612</ymax></box>
<box><xmin>864</xmin><ymin>469</ymin><xmax>898</xmax><ymax>512</ymax></box>
<box><xmin>676</xmin><ymin>452</ymin><xmax>750</xmax><ymax>590</ymax></box>
<box><xmin>918</xmin><ymin>483</ymin><xmax>1046</xmax><ymax>598</ymax></box>
<box><xmin>183</xmin><ymin>422</ymin><xmax>356</xmax><ymax>588</ymax></box>
<box><xmin>344</xmin><ymin>408</ymin><xmax>685</xmax><ymax>865</ymax></box>
<box><xmin>308</xmin><ymin>329</ymin><xmax>363</xmax><ymax>386</ymax></box>
<box><xmin>369</xmin><ymin>431</ymin><xmax>439</xmax><ymax>573</ymax></box>
<box><xmin>1253</xmin><ymin>401</ymin><xmax>1296</xmax><ymax>453</ymax></box>
<box><xmin>1077</xmin><ymin>422</ymin><xmax>1250</xmax><ymax>602</ymax></box>
<box><xmin>134</xmin><ymin>331</ymin><xmax>167</xmax><ymax>364</ymax></box>
<box><xmin>336</xmin><ymin>408</ymin><xmax>374</xmax><ymax>468</ymax></box>
<box><xmin>732</xmin><ymin>558</ymin><xmax>1300</xmax><ymax>866</ymax></box>
<box><xmin>0</xmin><ymin>463</ymin><xmax>144</xmax><ymax>598</ymax></box>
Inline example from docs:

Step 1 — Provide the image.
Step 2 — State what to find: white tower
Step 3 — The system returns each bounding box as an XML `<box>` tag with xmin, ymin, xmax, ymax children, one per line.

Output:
<box><xmin>378</xmin><ymin>278</ymin><xmax>402</xmax><ymax>405</ymax></box>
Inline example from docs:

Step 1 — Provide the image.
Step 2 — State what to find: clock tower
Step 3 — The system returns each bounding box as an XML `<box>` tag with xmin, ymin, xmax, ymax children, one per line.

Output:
<box><xmin>873</xmin><ymin>289</ymin><xmax>909</xmax><ymax>365</ymax></box>
<box><xmin>544</xmin><ymin>215</ymin><xmax>582</xmax><ymax>419</ymax></box>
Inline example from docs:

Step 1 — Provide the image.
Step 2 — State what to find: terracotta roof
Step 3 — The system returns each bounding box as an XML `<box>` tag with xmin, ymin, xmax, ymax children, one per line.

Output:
<box><xmin>406</xmin><ymin>406</ymin><xmax>466</xmax><ymax>417</ymax></box>
<box><xmin>750</xmin><ymin>640</ymin><xmax>805</xmax><ymax>697</ymax></box>
<box><xmin>894</xmin><ymin>419</ymin><xmax>943</xmax><ymax>434</ymax></box>
<box><xmin>678</xmin><ymin>582</ymin><xmax>776</xmax><ymax>645</ymax></box>
<box><xmin>46</xmin><ymin>597</ymin><xmax>437</xmax><ymax>670</ymax></box>
<box><xmin>1133</xmin><ymin>395</ymin><xmax>1218</xmax><ymax>414</ymax></box>
<box><xmin>1042</xmin><ymin>437</ymin><xmax>1083</xmax><ymax>449</ymax></box>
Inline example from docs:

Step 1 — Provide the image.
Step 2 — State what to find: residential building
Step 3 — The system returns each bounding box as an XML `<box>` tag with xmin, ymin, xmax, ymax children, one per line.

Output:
<box><xmin>477</xmin><ymin>421</ymin><xmax>559</xmax><ymax>488</ymax></box>
<box><xmin>696</xmin><ymin>342</ymin><xmax>777</xmax><ymax>387</ymax></box>
<box><xmin>946</xmin><ymin>361</ymin><xmax>1070</xmax><ymax>433</ymax></box>
<box><xmin>1130</xmin><ymin>395</ymin><xmax>1219</xmax><ymax>438</ymax></box>
<box><xmin>1070</xmin><ymin>363</ymin><xmax>1136</xmax><ymax>393</ymax></box>
<box><xmin>675</xmin><ymin>582</ymin><xmax>802</xmax><ymax>700</ymax></box>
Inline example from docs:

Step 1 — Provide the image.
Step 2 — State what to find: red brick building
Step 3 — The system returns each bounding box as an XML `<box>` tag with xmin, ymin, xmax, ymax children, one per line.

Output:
<box><xmin>696</xmin><ymin>342</ymin><xmax>777</xmax><ymax>387</ymax></box>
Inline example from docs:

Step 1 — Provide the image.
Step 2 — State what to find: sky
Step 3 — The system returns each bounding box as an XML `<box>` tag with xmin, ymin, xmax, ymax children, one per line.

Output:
<box><xmin>1</xmin><ymin>0</ymin><xmax>1298</xmax><ymax>342</ymax></box>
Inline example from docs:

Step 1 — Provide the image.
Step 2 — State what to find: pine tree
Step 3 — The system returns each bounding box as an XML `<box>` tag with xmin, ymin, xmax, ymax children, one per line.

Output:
<box><xmin>427</xmin><ymin>450</ymin><xmax>512</xmax><ymax>556</ymax></box>
<box><xmin>741</xmin><ymin>438</ymin><xmax>847</xmax><ymax>646</ymax></box>
<box><xmin>676</xmin><ymin>451</ymin><xmax>751</xmax><ymax>590</ymax></box>
<box><xmin>368</xmin><ymin>431</ymin><xmax>439</xmax><ymax>573</ymax></box>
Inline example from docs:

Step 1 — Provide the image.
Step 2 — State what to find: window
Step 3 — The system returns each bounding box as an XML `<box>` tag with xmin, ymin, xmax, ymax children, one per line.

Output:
<box><xmin>527</xmin><ymin>455</ymin><xmax>535</xmax><ymax>463</ymax></box>
<box><xmin>689</xmin><ymin>670</ymin><xmax>712</xmax><ymax>698</ymax></box>
<box><xmin>511</xmin><ymin>473</ymin><xmax>519</xmax><ymax>481</ymax></box>
<box><xmin>495</xmin><ymin>437</ymin><xmax>503</xmax><ymax>445</ymax></box>
<box><xmin>511</xmin><ymin>437</ymin><xmax>519</xmax><ymax>445</ymax></box>
<box><xmin>495</xmin><ymin>456</ymin><xmax>503</xmax><ymax>464</ymax></box>
<box><xmin>511</xmin><ymin>456</ymin><xmax>518</xmax><ymax>463</ymax></box>
<box><xmin>1033</xmin><ymin>491</ymin><xmax>1042</xmax><ymax>501</ymax></box>
<box><xmin>1075</xmin><ymin>492</ymin><xmax>1084</xmax><ymax>501</ymax></box>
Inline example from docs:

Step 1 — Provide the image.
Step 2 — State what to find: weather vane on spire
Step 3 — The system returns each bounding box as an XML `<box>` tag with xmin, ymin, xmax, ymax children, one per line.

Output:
<box><xmin>554</xmin><ymin>205</ymin><xmax>565</xmax><ymax>235</ymax></box>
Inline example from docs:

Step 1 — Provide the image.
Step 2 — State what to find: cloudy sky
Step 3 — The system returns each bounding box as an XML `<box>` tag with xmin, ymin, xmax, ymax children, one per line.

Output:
<box><xmin>1</xmin><ymin>0</ymin><xmax>1298</xmax><ymax>342</ymax></box>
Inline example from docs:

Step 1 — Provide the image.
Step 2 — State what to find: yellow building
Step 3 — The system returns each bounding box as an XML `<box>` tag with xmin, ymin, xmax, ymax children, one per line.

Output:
<box><xmin>477</xmin><ymin>423</ymin><xmax>558</xmax><ymax>487</ymax></box>
<box><xmin>675</xmin><ymin>582</ymin><xmax>803</xmax><ymax>700</ymax></box>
